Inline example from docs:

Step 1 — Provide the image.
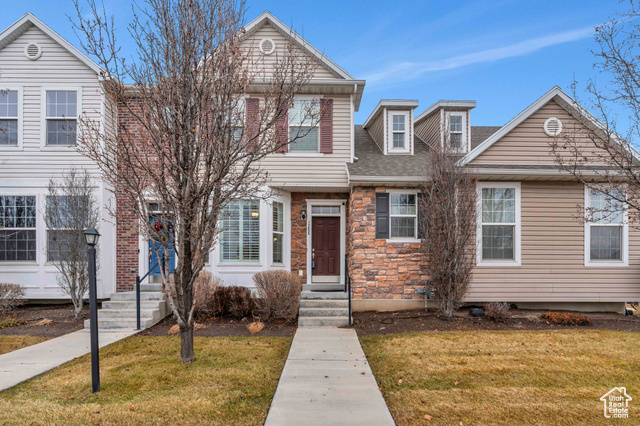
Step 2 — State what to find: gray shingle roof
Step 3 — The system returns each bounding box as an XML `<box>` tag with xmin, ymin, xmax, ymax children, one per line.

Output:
<box><xmin>348</xmin><ymin>125</ymin><xmax>431</xmax><ymax>178</ymax></box>
<box><xmin>348</xmin><ymin>124</ymin><xmax>502</xmax><ymax>180</ymax></box>
<box><xmin>470</xmin><ymin>126</ymin><xmax>501</xmax><ymax>150</ymax></box>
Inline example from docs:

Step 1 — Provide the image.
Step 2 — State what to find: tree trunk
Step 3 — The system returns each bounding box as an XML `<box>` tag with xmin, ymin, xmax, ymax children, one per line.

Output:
<box><xmin>73</xmin><ymin>298</ymin><xmax>83</xmax><ymax>319</ymax></box>
<box><xmin>180</xmin><ymin>323</ymin><xmax>195</xmax><ymax>363</ymax></box>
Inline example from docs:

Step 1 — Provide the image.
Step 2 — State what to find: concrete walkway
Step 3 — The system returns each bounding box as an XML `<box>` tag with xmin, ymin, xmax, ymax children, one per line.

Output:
<box><xmin>265</xmin><ymin>327</ymin><xmax>395</xmax><ymax>426</ymax></box>
<box><xmin>0</xmin><ymin>328</ymin><xmax>136</xmax><ymax>391</ymax></box>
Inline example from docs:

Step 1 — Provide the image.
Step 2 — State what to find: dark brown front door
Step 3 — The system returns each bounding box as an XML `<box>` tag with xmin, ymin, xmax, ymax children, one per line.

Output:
<box><xmin>312</xmin><ymin>217</ymin><xmax>340</xmax><ymax>276</ymax></box>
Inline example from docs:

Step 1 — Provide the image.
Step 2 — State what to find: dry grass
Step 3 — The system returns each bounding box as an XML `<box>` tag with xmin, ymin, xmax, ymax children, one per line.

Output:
<box><xmin>0</xmin><ymin>335</ymin><xmax>291</xmax><ymax>425</ymax></box>
<box><xmin>0</xmin><ymin>335</ymin><xmax>48</xmax><ymax>355</ymax></box>
<box><xmin>361</xmin><ymin>330</ymin><xmax>640</xmax><ymax>425</ymax></box>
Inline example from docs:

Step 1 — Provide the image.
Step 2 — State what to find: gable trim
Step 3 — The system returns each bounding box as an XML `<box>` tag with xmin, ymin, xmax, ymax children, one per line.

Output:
<box><xmin>0</xmin><ymin>13</ymin><xmax>103</xmax><ymax>75</ymax></box>
<box><xmin>244</xmin><ymin>11</ymin><xmax>354</xmax><ymax>81</ymax></box>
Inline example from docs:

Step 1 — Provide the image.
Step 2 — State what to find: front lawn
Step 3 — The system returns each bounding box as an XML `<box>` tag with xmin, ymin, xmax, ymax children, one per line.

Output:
<box><xmin>0</xmin><ymin>335</ymin><xmax>291</xmax><ymax>425</ymax></box>
<box><xmin>361</xmin><ymin>330</ymin><xmax>639</xmax><ymax>425</ymax></box>
<box><xmin>0</xmin><ymin>335</ymin><xmax>49</xmax><ymax>355</ymax></box>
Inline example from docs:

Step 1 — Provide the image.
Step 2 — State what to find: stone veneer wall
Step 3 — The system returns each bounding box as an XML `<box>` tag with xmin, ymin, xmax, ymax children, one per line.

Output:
<box><xmin>291</xmin><ymin>192</ymin><xmax>349</xmax><ymax>283</ymax></box>
<box><xmin>348</xmin><ymin>186</ymin><xmax>428</xmax><ymax>300</ymax></box>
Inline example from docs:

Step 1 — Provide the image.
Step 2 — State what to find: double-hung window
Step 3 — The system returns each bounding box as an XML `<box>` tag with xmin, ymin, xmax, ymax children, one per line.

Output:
<box><xmin>231</xmin><ymin>97</ymin><xmax>245</xmax><ymax>145</ymax></box>
<box><xmin>585</xmin><ymin>189</ymin><xmax>628</xmax><ymax>266</ymax></box>
<box><xmin>387</xmin><ymin>110</ymin><xmax>410</xmax><ymax>153</ymax></box>
<box><xmin>289</xmin><ymin>99</ymin><xmax>319</xmax><ymax>152</ymax></box>
<box><xmin>446</xmin><ymin>112</ymin><xmax>466</xmax><ymax>151</ymax></box>
<box><xmin>272</xmin><ymin>201</ymin><xmax>284</xmax><ymax>264</ymax></box>
<box><xmin>390</xmin><ymin>193</ymin><xmax>418</xmax><ymax>239</ymax></box>
<box><xmin>0</xmin><ymin>196</ymin><xmax>36</xmax><ymax>261</ymax></box>
<box><xmin>45</xmin><ymin>90</ymin><xmax>78</xmax><ymax>146</ymax></box>
<box><xmin>221</xmin><ymin>200</ymin><xmax>260</xmax><ymax>262</ymax></box>
<box><xmin>477</xmin><ymin>182</ymin><xmax>521</xmax><ymax>266</ymax></box>
<box><xmin>0</xmin><ymin>90</ymin><xmax>19</xmax><ymax>146</ymax></box>
<box><xmin>46</xmin><ymin>196</ymin><xmax>88</xmax><ymax>261</ymax></box>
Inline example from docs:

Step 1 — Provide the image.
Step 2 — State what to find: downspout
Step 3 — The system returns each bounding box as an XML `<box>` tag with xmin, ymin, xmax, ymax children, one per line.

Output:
<box><xmin>350</xmin><ymin>84</ymin><xmax>357</xmax><ymax>163</ymax></box>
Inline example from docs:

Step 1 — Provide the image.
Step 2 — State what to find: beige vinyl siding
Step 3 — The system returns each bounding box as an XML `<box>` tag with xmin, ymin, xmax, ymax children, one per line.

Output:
<box><xmin>468</xmin><ymin>181</ymin><xmax>640</xmax><ymax>302</ymax></box>
<box><xmin>366</xmin><ymin>110</ymin><xmax>385</xmax><ymax>152</ymax></box>
<box><xmin>414</xmin><ymin>111</ymin><xmax>441</xmax><ymax>147</ymax></box>
<box><xmin>244</xmin><ymin>24</ymin><xmax>339</xmax><ymax>80</ymax></box>
<box><xmin>470</xmin><ymin>100</ymin><xmax>608</xmax><ymax>166</ymax></box>
<box><xmin>0</xmin><ymin>25</ymin><xmax>103</xmax><ymax>179</ymax></box>
<box><xmin>256</xmin><ymin>94</ymin><xmax>351</xmax><ymax>188</ymax></box>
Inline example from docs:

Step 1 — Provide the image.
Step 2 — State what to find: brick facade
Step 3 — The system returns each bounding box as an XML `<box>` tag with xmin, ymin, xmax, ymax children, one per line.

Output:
<box><xmin>347</xmin><ymin>186</ymin><xmax>428</xmax><ymax>300</ymax></box>
<box><xmin>290</xmin><ymin>192</ymin><xmax>349</xmax><ymax>282</ymax></box>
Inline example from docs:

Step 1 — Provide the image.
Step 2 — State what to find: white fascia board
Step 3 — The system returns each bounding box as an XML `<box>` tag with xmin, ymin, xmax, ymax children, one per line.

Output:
<box><xmin>414</xmin><ymin>100</ymin><xmax>476</xmax><ymax>125</ymax></box>
<box><xmin>348</xmin><ymin>175</ymin><xmax>423</xmax><ymax>184</ymax></box>
<box><xmin>0</xmin><ymin>13</ymin><xmax>103</xmax><ymax>75</ymax></box>
<box><xmin>362</xmin><ymin>99</ymin><xmax>419</xmax><ymax>129</ymax></box>
<box><xmin>243</xmin><ymin>11</ymin><xmax>356</xmax><ymax>81</ymax></box>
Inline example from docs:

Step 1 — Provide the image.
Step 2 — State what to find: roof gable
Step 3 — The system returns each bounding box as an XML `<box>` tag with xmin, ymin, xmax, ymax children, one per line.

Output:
<box><xmin>243</xmin><ymin>11</ymin><xmax>354</xmax><ymax>81</ymax></box>
<box><xmin>0</xmin><ymin>13</ymin><xmax>102</xmax><ymax>75</ymax></box>
<box><xmin>461</xmin><ymin>86</ymin><xmax>640</xmax><ymax>166</ymax></box>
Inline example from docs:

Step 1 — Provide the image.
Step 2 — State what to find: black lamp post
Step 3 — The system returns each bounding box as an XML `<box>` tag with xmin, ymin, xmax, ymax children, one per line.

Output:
<box><xmin>83</xmin><ymin>227</ymin><xmax>101</xmax><ymax>393</ymax></box>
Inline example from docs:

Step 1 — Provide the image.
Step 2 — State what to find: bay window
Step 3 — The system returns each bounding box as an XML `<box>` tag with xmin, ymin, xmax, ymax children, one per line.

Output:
<box><xmin>477</xmin><ymin>182</ymin><xmax>521</xmax><ymax>266</ymax></box>
<box><xmin>0</xmin><ymin>196</ymin><xmax>36</xmax><ymax>261</ymax></box>
<box><xmin>221</xmin><ymin>200</ymin><xmax>260</xmax><ymax>262</ymax></box>
<box><xmin>585</xmin><ymin>189</ymin><xmax>628</xmax><ymax>266</ymax></box>
<box><xmin>272</xmin><ymin>201</ymin><xmax>284</xmax><ymax>264</ymax></box>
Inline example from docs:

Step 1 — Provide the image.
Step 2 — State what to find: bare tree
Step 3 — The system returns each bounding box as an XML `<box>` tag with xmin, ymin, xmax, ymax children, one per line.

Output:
<box><xmin>420</xmin><ymin>145</ymin><xmax>477</xmax><ymax>320</ymax></box>
<box><xmin>72</xmin><ymin>0</ymin><xmax>316</xmax><ymax>362</ymax></box>
<box><xmin>44</xmin><ymin>169</ymin><xmax>100</xmax><ymax>319</ymax></box>
<box><xmin>549</xmin><ymin>1</ymin><xmax>640</xmax><ymax>223</ymax></box>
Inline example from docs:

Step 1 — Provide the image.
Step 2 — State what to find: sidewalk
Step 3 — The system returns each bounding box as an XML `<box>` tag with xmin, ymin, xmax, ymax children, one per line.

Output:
<box><xmin>0</xmin><ymin>328</ymin><xmax>136</xmax><ymax>392</ymax></box>
<box><xmin>265</xmin><ymin>327</ymin><xmax>395</xmax><ymax>426</ymax></box>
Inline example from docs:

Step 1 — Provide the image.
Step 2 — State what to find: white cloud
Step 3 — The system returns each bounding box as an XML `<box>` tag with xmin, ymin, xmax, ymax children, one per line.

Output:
<box><xmin>364</xmin><ymin>25</ymin><xmax>594</xmax><ymax>85</ymax></box>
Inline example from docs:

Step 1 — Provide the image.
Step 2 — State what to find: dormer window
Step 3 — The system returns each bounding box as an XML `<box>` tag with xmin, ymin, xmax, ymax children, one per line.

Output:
<box><xmin>446</xmin><ymin>111</ymin><xmax>466</xmax><ymax>151</ymax></box>
<box><xmin>387</xmin><ymin>110</ymin><xmax>410</xmax><ymax>153</ymax></box>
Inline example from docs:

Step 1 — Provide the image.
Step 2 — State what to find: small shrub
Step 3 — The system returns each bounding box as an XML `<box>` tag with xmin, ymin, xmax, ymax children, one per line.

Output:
<box><xmin>253</xmin><ymin>270</ymin><xmax>301</xmax><ymax>322</ymax></box>
<box><xmin>0</xmin><ymin>315</ymin><xmax>24</xmax><ymax>329</ymax></box>
<box><xmin>540</xmin><ymin>312</ymin><xmax>592</xmax><ymax>326</ymax></box>
<box><xmin>0</xmin><ymin>283</ymin><xmax>25</xmax><ymax>313</ymax></box>
<box><xmin>212</xmin><ymin>286</ymin><xmax>254</xmax><ymax>318</ymax></box>
<box><xmin>193</xmin><ymin>271</ymin><xmax>222</xmax><ymax>320</ymax></box>
<box><xmin>483</xmin><ymin>302</ymin><xmax>512</xmax><ymax>322</ymax></box>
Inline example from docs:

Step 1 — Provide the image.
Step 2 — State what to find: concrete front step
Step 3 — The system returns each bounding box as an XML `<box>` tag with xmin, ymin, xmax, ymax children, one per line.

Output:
<box><xmin>84</xmin><ymin>317</ymin><xmax>158</xmax><ymax>329</ymax></box>
<box><xmin>97</xmin><ymin>308</ymin><xmax>160</xmax><ymax>320</ymax></box>
<box><xmin>140</xmin><ymin>283</ymin><xmax>163</xmax><ymax>292</ymax></box>
<box><xmin>298</xmin><ymin>316</ymin><xmax>350</xmax><ymax>327</ymax></box>
<box><xmin>102</xmin><ymin>300</ymin><xmax>166</xmax><ymax>311</ymax></box>
<box><xmin>300</xmin><ymin>291</ymin><xmax>348</xmax><ymax>300</ymax></box>
<box><xmin>110</xmin><ymin>291</ymin><xmax>165</xmax><ymax>301</ymax></box>
<box><xmin>299</xmin><ymin>307</ymin><xmax>349</xmax><ymax>317</ymax></box>
<box><xmin>302</xmin><ymin>284</ymin><xmax>345</xmax><ymax>292</ymax></box>
<box><xmin>299</xmin><ymin>299</ymin><xmax>348</xmax><ymax>309</ymax></box>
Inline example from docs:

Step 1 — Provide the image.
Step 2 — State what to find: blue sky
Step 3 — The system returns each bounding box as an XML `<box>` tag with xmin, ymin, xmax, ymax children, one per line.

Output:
<box><xmin>0</xmin><ymin>0</ymin><xmax>625</xmax><ymax>126</ymax></box>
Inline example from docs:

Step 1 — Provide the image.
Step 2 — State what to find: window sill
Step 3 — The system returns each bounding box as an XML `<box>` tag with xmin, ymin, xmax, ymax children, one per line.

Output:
<box><xmin>217</xmin><ymin>262</ymin><xmax>262</xmax><ymax>267</ymax></box>
<box><xmin>270</xmin><ymin>262</ymin><xmax>286</xmax><ymax>267</ymax></box>
<box><xmin>0</xmin><ymin>261</ymin><xmax>39</xmax><ymax>267</ymax></box>
<box><xmin>0</xmin><ymin>146</ymin><xmax>23</xmax><ymax>151</ymax></box>
<box><xmin>585</xmin><ymin>260</ymin><xmax>629</xmax><ymax>268</ymax></box>
<box><xmin>476</xmin><ymin>260</ymin><xmax>521</xmax><ymax>267</ymax></box>
<box><xmin>41</xmin><ymin>145</ymin><xmax>77</xmax><ymax>151</ymax></box>
<box><xmin>284</xmin><ymin>152</ymin><xmax>324</xmax><ymax>157</ymax></box>
<box><xmin>386</xmin><ymin>238</ymin><xmax>421</xmax><ymax>244</ymax></box>
<box><xmin>387</xmin><ymin>150</ymin><xmax>411</xmax><ymax>155</ymax></box>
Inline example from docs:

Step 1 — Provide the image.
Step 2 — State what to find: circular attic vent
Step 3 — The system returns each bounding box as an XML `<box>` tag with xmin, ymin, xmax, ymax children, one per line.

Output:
<box><xmin>24</xmin><ymin>43</ymin><xmax>42</xmax><ymax>60</ymax></box>
<box><xmin>259</xmin><ymin>38</ymin><xmax>275</xmax><ymax>55</ymax></box>
<box><xmin>543</xmin><ymin>117</ymin><xmax>563</xmax><ymax>137</ymax></box>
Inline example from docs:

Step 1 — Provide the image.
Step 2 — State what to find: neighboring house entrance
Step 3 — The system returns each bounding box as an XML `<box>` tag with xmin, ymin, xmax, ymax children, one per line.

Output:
<box><xmin>306</xmin><ymin>199</ymin><xmax>346</xmax><ymax>287</ymax></box>
<box><xmin>148</xmin><ymin>210</ymin><xmax>176</xmax><ymax>282</ymax></box>
<box><xmin>312</xmin><ymin>217</ymin><xmax>340</xmax><ymax>279</ymax></box>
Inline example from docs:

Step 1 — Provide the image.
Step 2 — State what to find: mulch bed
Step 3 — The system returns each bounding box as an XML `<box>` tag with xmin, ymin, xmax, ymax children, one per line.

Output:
<box><xmin>140</xmin><ymin>315</ymin><xmax>297</xmax><ymax>337</ymax></box>
<box><xmin>353</xmin><ymin>308</ymin><xmax>640</xmax><ymax>336</ymax></box>
<box><xmin>0</xmin><ymin>303</ymin><xmax>88</xmax><ymax>338</ymax></box>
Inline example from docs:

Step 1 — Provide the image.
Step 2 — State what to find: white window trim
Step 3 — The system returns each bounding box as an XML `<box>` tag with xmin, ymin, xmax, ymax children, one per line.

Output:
<box><xmin>445</xmin><ymin>111</ymin><xmax>467</xmax><ymax>153</ymax></box>
<box><xmin>271</xmin><ymin>200</ymin><xmax>285</xmax><ymax>265</ymax></box>
<box><xmin>288</xmin><ymin>95</ymin><xmax>322</xmax><ymax>153</ymax></box>
<box><xmin>219</xmin><ymin>199</ymin><xmax>261</xmax><ymax>264</ymax></box>
<box><xmin>40</xmin><ymin>87</ymin><xmax>83</xmax><ymax>149</ymax></box>
<box><xmin>387</xmin><ymin>110</ymin><xmax>411</xmax><ymax>154</ymax></box>
<box><xmin>386</xmin><ymin>188</ymin><xmax>419</xmax><ymax>242</ymax></box>
<box><xmin>584</xmin><ymin>186</ymin><xmax>629</xmax><ymax>267</ymax></box>
<box><xmin>476</xmin><ymin>182</ymin><xmax>521</xmax><ymax>267</ymax></box>
<box><xmin>0</xmin><ymin>194</ymin><xmax>38</xmax><ymax>264</ymax></box>
<box><xmin>0</xmin><ymin>86</ymin><xmax>24</xmax><ymax>151</ymax></box>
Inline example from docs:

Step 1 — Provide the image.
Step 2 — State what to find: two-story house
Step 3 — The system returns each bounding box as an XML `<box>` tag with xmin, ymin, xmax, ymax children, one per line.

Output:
<box><xmin>1</xmin><ymin>11</ymin><xmax>638</xmax><ymax>317</ymax></box>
